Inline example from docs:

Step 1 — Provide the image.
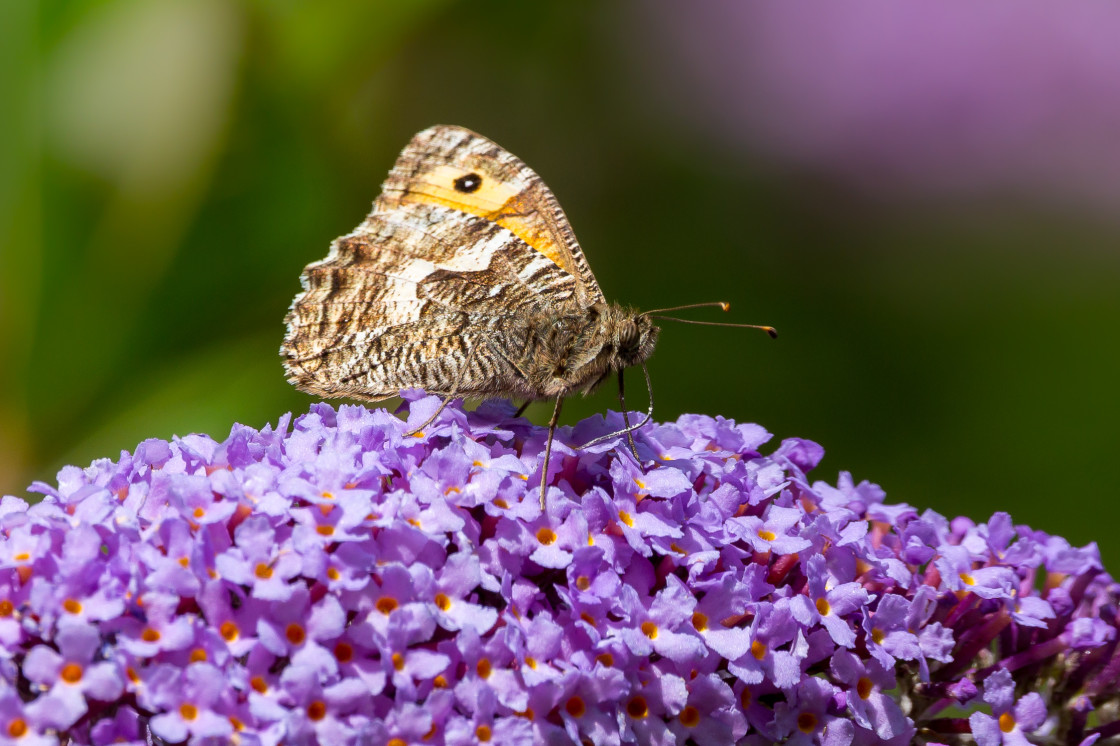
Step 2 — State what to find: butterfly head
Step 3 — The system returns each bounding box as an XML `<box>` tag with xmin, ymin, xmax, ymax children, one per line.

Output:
<box><xmin>578</xmin><ymin>303</ymin><xmax>659</xmax><ymax>387</ymax></box>
<box><xmin>611</xmin><ymin>308</ymin><xmax>659</xmax><ymax>370</ymax></box>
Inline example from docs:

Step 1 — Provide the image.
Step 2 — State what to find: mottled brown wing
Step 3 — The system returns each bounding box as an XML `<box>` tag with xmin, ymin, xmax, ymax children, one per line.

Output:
<box><xmin>281</xmin><ymin>125</ymin><xmax>601</xmax><ymax>401</ymax></box>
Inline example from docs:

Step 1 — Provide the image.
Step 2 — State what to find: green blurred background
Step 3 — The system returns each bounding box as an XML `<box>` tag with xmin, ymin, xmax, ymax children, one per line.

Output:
<box><xmin>3</xmin><ymin>1</ymin><xmax>1118</xmax><ymax>566</ymax></box>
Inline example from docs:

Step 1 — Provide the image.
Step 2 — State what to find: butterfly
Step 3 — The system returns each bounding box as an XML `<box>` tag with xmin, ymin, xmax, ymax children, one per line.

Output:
<box><xmin>281</xmin><ymin>125</ymin><xmax>774</xmax><ymax>508</ymax></box>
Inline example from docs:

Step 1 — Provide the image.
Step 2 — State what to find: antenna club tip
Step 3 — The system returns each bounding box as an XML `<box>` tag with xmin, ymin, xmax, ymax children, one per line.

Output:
<box><xmin>765</xmin><ymin>327</ymin><xmax>778</xmax><ymax>339</ymax></box>
<box><xmin>719</xmin><ymin>302</ymin><xmax>731</xmax><ymax>312</ymax></box>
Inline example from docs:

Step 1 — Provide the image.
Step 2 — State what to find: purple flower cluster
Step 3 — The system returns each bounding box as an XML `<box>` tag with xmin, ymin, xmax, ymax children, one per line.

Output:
<box><xmin>1</xmin><ymin>392</ymin><xmax>1118</xmax><ymax>745</ymax></box>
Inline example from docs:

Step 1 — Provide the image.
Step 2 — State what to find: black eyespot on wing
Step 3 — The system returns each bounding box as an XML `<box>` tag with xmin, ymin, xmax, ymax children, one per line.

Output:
<box><xmin>453</xmin><ymin>173</ymin><xmax>482</xmax><ymax>193</ymax></box>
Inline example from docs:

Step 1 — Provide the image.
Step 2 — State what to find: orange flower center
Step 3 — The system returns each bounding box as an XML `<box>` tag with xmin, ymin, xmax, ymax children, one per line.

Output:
<box><xmin>220</xmin><ymin>621</ymin><xmax>239</xmax><ymax>641</ymax></box>
<box><xmin>307</xmin><ymin>700</ymin><xmax>327</xmax><ymax>721</ymax></box>
<box><xmin>627</xmin><ymin>696</ymin><xmax>648</xmax><ymax>719</ymax></box>
<box><xmin>857</xmin><ymin>677</ymin><xmax>873</xmax><ymax>700</ymax></box>
<box><xmin>566</xmin><ymin>696</ymin><xmax>586</xmax><ymax>718</ymax></box>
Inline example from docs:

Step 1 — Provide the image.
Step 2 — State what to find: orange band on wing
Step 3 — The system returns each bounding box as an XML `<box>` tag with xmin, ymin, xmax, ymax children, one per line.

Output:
<box><xmin>398</xmin><ymin>165</ymin><xmax>577</xmax><ymax>278</ymax></box>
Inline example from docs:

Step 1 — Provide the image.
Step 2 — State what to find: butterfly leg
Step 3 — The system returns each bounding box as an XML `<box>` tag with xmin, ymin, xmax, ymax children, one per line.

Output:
<box><xmin>539</xmin><ymin>394</ymin><xmax>564</xmax><ymax>511</ymax></box>
<box><xmin>617</xmin><ymin>369</ymin><xmax>640</xmax><ymax>461</ymax></box>
<box><xmin>575</xmin><ymin>364</ymin><xmax>654</xmax><ymax>451</ymax></box>
<box><xmin>404</xmin><ymin>353</ymin><xmax>476</xmax><ymax>436</ymax></box>
<box><xmin>514</xmin><ymin>400</ymin><xmax>532</xmax><ymax>418</ymax></box>
<box><xmin>404</xmin><ymin>393</ymin><xmax>457</xmax><ymax>436</ymax></box>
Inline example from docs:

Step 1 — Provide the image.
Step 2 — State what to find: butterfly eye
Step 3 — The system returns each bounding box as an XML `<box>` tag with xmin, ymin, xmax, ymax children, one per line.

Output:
<box><xmin>619</xmin><ymin>320</ymin><xmax>640</xmax><ymax>350</ymax></box>
<box><xmin>453</xmin><ymin>173</ymin><xmax>482</xmax><ymax>193</ymax></box>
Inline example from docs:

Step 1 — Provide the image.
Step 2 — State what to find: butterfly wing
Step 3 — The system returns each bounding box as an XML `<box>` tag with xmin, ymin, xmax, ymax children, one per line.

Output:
<box><xmin>379</xmin><ymin>125</ymin><xmax>605</xmax><ymax>308</ymax></box>
<box><xmin>282</xmin><ymin>125</ymin><xmax>603</xmax><ymax>401</ymax></box>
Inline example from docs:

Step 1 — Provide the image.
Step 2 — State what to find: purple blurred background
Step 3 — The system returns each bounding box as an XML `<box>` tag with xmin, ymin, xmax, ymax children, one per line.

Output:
<box><xmin>631</xmin><ymin>0</ymin><xmax>1120</xmax><ymax>212</ymax></box>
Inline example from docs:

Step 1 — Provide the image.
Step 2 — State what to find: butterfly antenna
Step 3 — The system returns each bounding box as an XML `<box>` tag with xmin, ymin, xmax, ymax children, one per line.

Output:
<box><xmin>641</xmin><ymin>301</ymin><xmax>730</xmax><ymax>316</ymax></box>
<box><xmin>648</xmin><ymin>316</ymin><xmax>778</xmax><ymax>338</ymax></box>
<box><xmin>642</xmin><ymin>301</ymin><xmax>776</xmax><ymax>338</ymax></box>
<box><xmin>577</xmin><ymin>364</ymin><xmax>654</xmax><ymax>451</ymax></box>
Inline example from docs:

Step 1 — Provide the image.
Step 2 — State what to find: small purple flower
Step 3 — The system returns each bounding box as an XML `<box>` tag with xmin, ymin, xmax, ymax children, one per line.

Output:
<box><xmin>0</xmin><ymin>394</ymin><xmax>1116</xmax><ymax>744</ymax></box>
<box><xmin>830</xmin><ymin>649</ymin><xmax>913</xmax><ymax>741</ymax></box>
<box><xmin>789</xmin><ymin>554</ymin><xmax>870</xmax><ymax>648</ymax></box>
<box><xmin>862</xmin><ymin>589</ymin><xmax>952</xmax><ymax>681</ymax></box>
<box><xmin>728</xmin><ymin>600</ymin><xmax>806</xmax><ymax>689</ymax></box>
<box><xmin>968</xmin><ymin>669</ymin><xmax>1048</xmax><ymax>746</ymax></box>
<box><xmin>143</xmin><ymin>663</ymin><xmax>234</xmax><ymax>742</ymax></box>
<box><xmin>728</xmin><ymin>503</ymin><xmax>813</xmax><ymax>555</ymax></box>
<box><xmin>0</xmin><ymin>689</ymin><xmax>57</xmax><ymax>746</ymax></box>
<box><xmin>666</xmin><ymin>669</ymin><xmax>745</xmax><ymax>745</ymax></box>
<box><xmin>689</xmin><ymin>571</ymin><xmax>756</xmax><ymax>660</ymax></box>
<box><xmin>614</xmin><ymin>575</ymin><xmax>706</xmax><ymax>664</ymax></box>
<box><xmin>22</xmin><ymin>622</ymin><xmax>124</xmax><ymax>730</ymax></box>
<box><xmin>773</xmin><ymin>676</ymin><xmax>853</xmax><ymax>746</ymax></box>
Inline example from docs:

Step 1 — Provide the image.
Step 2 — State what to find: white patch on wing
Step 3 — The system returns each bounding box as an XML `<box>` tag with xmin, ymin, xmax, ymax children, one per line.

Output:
<box><xmin>445</xmin><ymin>226</ymin><xmax>508</xmax><ymax>271</ymax></box>
<box><xmin>378</xmin><ymin>256</ymin><xmax>433</xmax><ymax>313</ymax></box>
<box><xmin>375</xmin><ymin>211</ymin><xmax>511</xmax><ymax>324</ymax></box>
